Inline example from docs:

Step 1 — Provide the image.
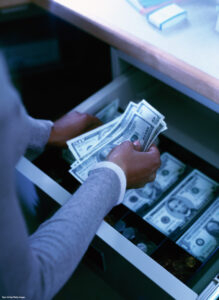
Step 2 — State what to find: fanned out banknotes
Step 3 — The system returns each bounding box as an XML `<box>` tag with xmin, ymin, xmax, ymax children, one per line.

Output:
<box><xmin>67</xmin><ymin>99</ymin><xmax>167</xmax><ymax>183</ymax></box>
<box><xmin>143</xmin><ymin>169</ymin><xmax>219</xmax><ymax>239</ymax></box>
<box><xmin>176</xmin><ymin>196</ymin><xmax>219</xmax><ymax>262</ymax></box>
<box><xmin>123</xmin><ymin>152</ymin><xmax>186</xmax><ymax>213</ymax></box>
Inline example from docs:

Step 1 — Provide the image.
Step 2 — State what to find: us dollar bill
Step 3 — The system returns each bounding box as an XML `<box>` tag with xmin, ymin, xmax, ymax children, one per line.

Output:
<box><xmin>176</xmin><ymin>197</ymin><xmax>219</xmax><ymax>262</ymax></box>
<box><xmin>68</xmin><ymin>101</ymin><xmax>137</xmax><ymax>161</ymax></box>
<box><xmin>123</xmin><ymin>152</ymin><xmax>186</xmax><ymax>212</ymax></box>
<box><xmin>69</xmin><ymin>112</ymin><xmax>158</xmax><ymax>182</ymax></box>
<box><xmin>143</xmin><ymin>170</ymin><xmax>219</xmax><ymax>238</ymax></box>
<box><xmin>145</xmin><ymin>120</ymin><xmax>167</xmax><ymax>150</ymax></box>
<box><xmin>67</xmin><ymin>116</ymin><xmax>120</xmax><ymax>161</ymax></box>
<box><xmin>94</xmin><ymin>99</ymin><xmax>165</xmax><ymax>154</ymax></box>
<box><xmin>135</xmin><ymin>99</ymin><xmax>166</xmax><ymax>150</ymax></box>
<box><xmin>95</xmin><ymin>98</ymin><xmax>121</xmax><ymax>123</ymax></box>
<box><xmin>67</xmin><ymin>99</ymin><xmax>166</xmax><ymax>161</ymax></box>
<box><xmin>136</xmin><ymin>99</ymin><xmax>164</xmax><ymax>126</ymax></box>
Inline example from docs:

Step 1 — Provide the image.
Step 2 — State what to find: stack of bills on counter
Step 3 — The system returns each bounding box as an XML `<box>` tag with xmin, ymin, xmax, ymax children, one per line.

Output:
<box><xmin>67</xmin><ymin>99</ymin><xmax>167</xmax><ymax>183</ymax></box>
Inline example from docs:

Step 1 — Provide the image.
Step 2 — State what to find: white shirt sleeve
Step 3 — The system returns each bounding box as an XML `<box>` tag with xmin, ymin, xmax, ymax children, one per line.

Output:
<box><xmin>92</xmin><ymin>161</ymin><xmax>127</xmax><ymax>205</ymax></box>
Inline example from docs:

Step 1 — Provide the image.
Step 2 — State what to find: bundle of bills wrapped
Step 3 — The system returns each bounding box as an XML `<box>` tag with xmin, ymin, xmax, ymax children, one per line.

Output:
<box><xmin>67</xmin><ymin>99</ymin><xmax>167</xmax><ymax>183</ymax></box>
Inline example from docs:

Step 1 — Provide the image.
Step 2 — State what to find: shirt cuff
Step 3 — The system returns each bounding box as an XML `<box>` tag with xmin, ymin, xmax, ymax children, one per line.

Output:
<box><xmin>92</xmin><ymin>161</ymin><xmax>127</xmax><ymax>206</ymax></box>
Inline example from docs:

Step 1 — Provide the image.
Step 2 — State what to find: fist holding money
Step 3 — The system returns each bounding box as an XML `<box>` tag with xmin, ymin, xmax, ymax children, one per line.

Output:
<box><xmin>107</xmin><ymin>141</ymin><xmax>161</xmax><ymax>188</ymax></box>
<box><xmin>68</xmin><ymin>99</ymin><xmax>166</xmax><ymax>189</ymax></box>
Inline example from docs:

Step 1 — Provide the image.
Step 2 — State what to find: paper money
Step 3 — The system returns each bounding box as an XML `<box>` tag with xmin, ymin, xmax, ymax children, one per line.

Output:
<box><xmin>123</xmin><ymin>152</ymin><xmax>186</xmax><ymax>212</ymax></box>
<box><xmin>136</xmin><ymin>99</ymin><xmax>164</xmax><ymax>126</ymax></box>
<box><xmin>176</xmin><ymin>197</ymin><xmax>219</xmax><ymax>262</ymax></box>
<box><xmin>68</xmin><ymin>99</ymin><xmax>167</xmax><ymax>183</ymax></box>
<box><xmin>136</xmin><ymin>100</ymin><xmax>166</xmax><ymax>150</ymax></box>
<box><xmin>68</xmin><ymin>101</ymin><xmax>137</xmax><ymax>161</ymax></box>
<box><xmin>146</xmin><ymin>120</ymin><xmax>167</xmax><ymax>150</ymax></box>
<box><xmin>70</xmin><ymin>112</ymin><xmax>158</xmax><ymax>182</ymax></box>
<box><xmin>95</xmin><ymin>98</ymin><xmax>121</xmax><ymax>123</ymax></box>
<box><xmin>67</xmin><ymin>117</ymin><xmax>120</xmax><ymax>161</ymax></box>
<box><xmin>143</xmin><ymin>170</ymin><xmax>219</xmax><ymax>238</ymax></box>
<box><xmin>91</xmin><ymin>100</ymin><xmax>165</xmax><ymax>155</ymax></box>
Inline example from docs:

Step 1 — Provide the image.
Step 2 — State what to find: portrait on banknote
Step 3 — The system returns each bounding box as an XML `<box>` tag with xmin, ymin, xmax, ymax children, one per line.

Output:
<box><xmin>165</xmin><ymin>196</ymin><xmax>197</xmax><ymax>220</ymax></box>
<box><xmin>205</xmin><ymin>220</ymin><xmax>219</xmax><ymax>238</ymax></box>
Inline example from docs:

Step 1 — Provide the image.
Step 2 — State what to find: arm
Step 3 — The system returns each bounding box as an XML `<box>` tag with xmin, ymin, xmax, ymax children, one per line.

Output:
<box><xmin>0</xmin><ymin>54</ymin><xmax>160</xmax><ymax>299</ymax></box>
<box><xmin>0</xmin><ymin>55</ymin><xmax>121</xmax><ymax>299</ymax></box>
<box><xmin>25</xmin><ymin>111</ymin><xmax>101</xmax><ymax>160</ymax></box>
<box><xmin>0</xmin><ymin>166</ymin><xmax>120</xmax><ymax>300</ymax></box>
<box><xmin>28</xmin><ymin>167</ymin><xmax>120</xmax><ymax>299</ymax></box>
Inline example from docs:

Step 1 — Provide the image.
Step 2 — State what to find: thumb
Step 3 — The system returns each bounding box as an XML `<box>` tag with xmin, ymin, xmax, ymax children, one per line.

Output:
<box><xmin>133</xmin><ymin>140</ymin><xmax>142</xmax><ymax>152</ymax></box>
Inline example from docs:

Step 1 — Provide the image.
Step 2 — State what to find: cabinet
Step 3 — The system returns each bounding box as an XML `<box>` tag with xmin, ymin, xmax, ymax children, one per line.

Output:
<box><xmin>2</xmin><ymin>2</ymin><xmax>218</xmax><ymax>299</ymax></box>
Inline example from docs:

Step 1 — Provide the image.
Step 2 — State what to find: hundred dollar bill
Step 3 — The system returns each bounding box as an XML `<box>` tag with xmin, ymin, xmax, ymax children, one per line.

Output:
<box><xmin>69</xmin><ymin>112</ymin><xmax>157</xmax><ymax>182</ymax></box>
<box><xmin>176</xmin><ymin>197</ymin><xmax>219</xmax><ymax>262</ymax></box>
<box><xmin>123</xmin><ymin>152</ymin><xmax>186</xmax><ymax>212</ymax></box>
<box><xmin>95</xmin><ymin>98</ymin><xmax>121</xmax><ymax>123</ymax></box>
<box><xmin>68</xmin><ymin>101</ymin><xmax>137</xmax><ymax>161</ymax></box>
<box><xmin>143</xmin><ymin>170</ymin><xmax>219</xmax><ymax>238</ymax></box>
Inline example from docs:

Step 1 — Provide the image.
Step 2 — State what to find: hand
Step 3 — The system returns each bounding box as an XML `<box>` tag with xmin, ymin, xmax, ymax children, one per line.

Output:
<box><xmin>48</xmin><ymin>111</ymin><xmax>102</xmax><ymax>147</ymax></box>
<box><xmin>107</xmin><ymin>141</ymin><xmax>161</xmax><ymax>189</ymax></box>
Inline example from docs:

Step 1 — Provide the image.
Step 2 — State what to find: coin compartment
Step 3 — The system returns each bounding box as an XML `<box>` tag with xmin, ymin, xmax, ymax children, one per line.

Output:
<box><xmin>151</xmin><ymin>240</ymin><xmax>202</xmax><ymax>284</ymax></box>
<box><xmin>110</xmin><ymin>207</ymin><xmax>167</xmax><ymax>256</ymax></box>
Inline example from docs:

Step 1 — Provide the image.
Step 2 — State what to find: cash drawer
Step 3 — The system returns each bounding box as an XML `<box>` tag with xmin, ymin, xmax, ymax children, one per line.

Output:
<box><xmin>16</xmin><ymin>68</ymin><xmax>219</xmax><ymax>300</ymax></box>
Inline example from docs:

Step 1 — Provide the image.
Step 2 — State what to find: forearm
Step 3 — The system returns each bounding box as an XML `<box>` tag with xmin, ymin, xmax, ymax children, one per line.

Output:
<box><xmin>0</xmin><ymin>168</ymin><xmax>120</xmax><ymax>300</ymax></box>
<box><xmin>28</xmin><ymin>167</ymin><xmax>120</xmax><ymax>299</ymax></box>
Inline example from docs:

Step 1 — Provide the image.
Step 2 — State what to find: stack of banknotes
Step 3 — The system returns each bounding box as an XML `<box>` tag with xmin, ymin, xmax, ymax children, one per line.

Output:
<box><xmin>123</xmin><ymin>152</ymin><xmax>187</xmax><ymax>213</ymax></box>
<box><xmin>143</xmin><ymin>169</ymin><xmax>219</xmax><ymax>239</ymax></box>
<box><xmin>67</xmin><ymin>99</ymin><xmax>167</xmax><ymax>183</ymax></box>
<box><xmin>65</xmin><ymin>98</ymin><xmax>219</xmax><ymax>262</ymax></box>
<box><xmin>123</xmin><ymin>151</ymin><xmax>219</xmax><ymax>260</ymax></box>
<box><xmin>176</xmin><ymin>196</ymin><xmax>219</xmax><ymax>262</ymax></box>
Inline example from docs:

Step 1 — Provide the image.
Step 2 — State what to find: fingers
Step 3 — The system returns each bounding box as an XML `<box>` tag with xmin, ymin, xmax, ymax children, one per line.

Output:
<box><xmin>139</xmin><ymin>144</ymin><xmax>161</xmax><ymax>171</ymax></box>
<box><xmin>147</xmin><ymin>143</ymin><xmax>160</xmax><ymax>155</ymax></box>
<box><xmin>82</xmin><ymin>113</ymin><xmax>102</xmax><ymax>127</ymax></box>
<box><xmin>133</xmin><ymin>140</ymin><xmax>142</xmax><ymax>151</ymax></box>
<box><xmin>148</xmin><ymin>172</ymin><xmax>156</xmax><ymax>182</ymax></box>
<box><xmin>67</xmin><ymin>111</ymin><xmax>102</xmax><ymax>125</ymax></box>
<box><xmin>75</xmin><ymin>112</ymin><xmax>102</xmax><ymax>132</ymax></box>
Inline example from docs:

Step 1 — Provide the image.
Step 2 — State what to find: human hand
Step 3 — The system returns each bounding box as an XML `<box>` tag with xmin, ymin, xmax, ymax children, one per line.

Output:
<box><xmin>107</xmin><ymin>141</ymin><xmax>161</xmax><ymax>189</ymax></box>
<box><xmin>48</xmin><ymin>111</ymin><xmax>102</xmax><ymax>147</ymax></box>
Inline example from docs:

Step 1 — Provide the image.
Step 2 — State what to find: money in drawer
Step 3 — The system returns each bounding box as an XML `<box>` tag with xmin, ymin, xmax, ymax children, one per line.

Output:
<box><xmin>17</xmin><ymin>68</ymin><xmax>219</xmax><ymax>300</ymax></box>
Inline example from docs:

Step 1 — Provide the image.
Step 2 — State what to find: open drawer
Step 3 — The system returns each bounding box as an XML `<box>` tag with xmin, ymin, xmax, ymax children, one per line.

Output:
<box><xmin>16</xmin><ymin>68</ymin><xmax>219</xmax><ymax>300</ymax></box>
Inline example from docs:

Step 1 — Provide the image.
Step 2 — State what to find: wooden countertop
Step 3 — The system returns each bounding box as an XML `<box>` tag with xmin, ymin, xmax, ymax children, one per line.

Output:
<box><xmin>0</xmin><ymin>0</ymin><xmax>29</xmax><ymax>8</ymax></box>
<box><xmin>1</xmin><ymin>0</ymin><xmax>219</xmax><ymax>106</ymax></box>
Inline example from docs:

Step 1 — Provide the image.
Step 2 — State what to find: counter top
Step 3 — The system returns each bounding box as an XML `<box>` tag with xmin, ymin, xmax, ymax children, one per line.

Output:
<box><xmin>2</xmin><ymin>0</ymin><xmax>219</xmax><ymax>106</ymax></box>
